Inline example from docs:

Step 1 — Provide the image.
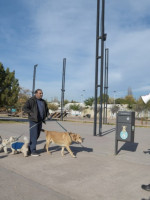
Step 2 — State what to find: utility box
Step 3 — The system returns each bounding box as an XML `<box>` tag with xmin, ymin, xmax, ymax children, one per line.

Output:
<box><xmin>116</xmin><ymin>111</ymin><xmax>135</xmax><ymax>143</ymax></box>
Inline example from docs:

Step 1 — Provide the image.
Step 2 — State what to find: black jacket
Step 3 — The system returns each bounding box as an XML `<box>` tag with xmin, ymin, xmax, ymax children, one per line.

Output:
<box><xmin>23</xmin><ymin>96</ymin><xmax>49</xmax><ymax>122</ymax></box>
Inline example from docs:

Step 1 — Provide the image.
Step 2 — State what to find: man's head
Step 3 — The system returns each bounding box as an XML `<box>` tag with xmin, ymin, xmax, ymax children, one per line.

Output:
<box><xmin>35</xmin><ymin>89</ymin><xmax>43</xmax><ymax>99</ymax></box>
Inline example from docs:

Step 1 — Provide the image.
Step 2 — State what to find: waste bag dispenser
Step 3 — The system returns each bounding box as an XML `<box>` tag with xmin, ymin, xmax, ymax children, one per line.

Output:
<box><xmin>116</xmin><ymin>111</ymin><xmax>135</xmax><ymax>142</ymax></box>
<box><xmin>115</xmin><ymin>111</ymin><xmax>135</xmax><ymax>155</ymax></box>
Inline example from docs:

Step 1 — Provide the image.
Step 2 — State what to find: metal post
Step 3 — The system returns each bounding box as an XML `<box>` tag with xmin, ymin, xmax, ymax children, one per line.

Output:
<box><xmin>99</xmin><ymin>0</ymin><xmax>106</xmax><ymax>136</ymax></box>
<box><xmin>32</xmin><ymin>64</ymin><xmax>38</xmax><ymax>96</ymax></box>
<box><xmin>103</xmin><ymin>48</ymin><xmax>109</xmax><ymax>124</ymax></box>
<box><xmin>94</xmin><ymin>0</ymin><xmax>100</xmax><ymax>136</ymax></box>
<box><xmin>113</xmin><ymin>90</ymin><xmax>116</xmax><ymax>105</ymax></box>
<box><xmin>61</xmin><ymin>58</ymin><xmax>66</xmax><ymax>121</ymax></box>
<box><xmin>94</xmin><ymin>0</ymin><xmax>106</xmax><ymax>136</ymax></box>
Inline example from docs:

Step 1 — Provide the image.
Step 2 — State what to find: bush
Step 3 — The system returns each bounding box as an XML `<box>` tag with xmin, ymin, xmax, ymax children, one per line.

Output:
<box><xmin>48</xmin><ymin>103</ymin><xmax>58</xmax><ymax>111</ymax></box>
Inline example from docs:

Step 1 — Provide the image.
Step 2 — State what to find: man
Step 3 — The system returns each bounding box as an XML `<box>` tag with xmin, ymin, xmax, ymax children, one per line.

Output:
<box><xmin>141</xmin><ymin>184</ymin><xmax>150</xmax><ymax>191</ymax></box>
<box><xmin>23</xmin><ymin>89</ymin><xmax>49</xmax><ymax>156</ymax></box>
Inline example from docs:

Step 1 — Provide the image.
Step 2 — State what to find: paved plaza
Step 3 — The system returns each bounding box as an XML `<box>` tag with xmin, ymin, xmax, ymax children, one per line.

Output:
<box><xmin>0</xmin><ymin>119</ymin><xmax>150</xmax><ymax>200</ymax></box>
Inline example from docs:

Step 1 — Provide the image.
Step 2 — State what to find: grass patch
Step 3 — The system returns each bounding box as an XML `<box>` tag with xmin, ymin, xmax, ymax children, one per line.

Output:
<box><xmin>0</xmin><ymin>120</ymin><xmax>27</xmax><ymax>124</ymax></box>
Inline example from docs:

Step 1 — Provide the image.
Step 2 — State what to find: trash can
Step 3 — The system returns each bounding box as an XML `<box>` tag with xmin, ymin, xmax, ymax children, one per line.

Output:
<box><xmin>116</xmin><ymin>111</ymin><xmax>135</xmax><ymax>143</ymax></box>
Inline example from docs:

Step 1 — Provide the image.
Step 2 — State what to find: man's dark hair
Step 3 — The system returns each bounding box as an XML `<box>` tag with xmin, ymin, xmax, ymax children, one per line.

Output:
<box><xmin>35</xmin><ymin>89</ymin><xmax>42</xmax><ymax>94</ymax></box>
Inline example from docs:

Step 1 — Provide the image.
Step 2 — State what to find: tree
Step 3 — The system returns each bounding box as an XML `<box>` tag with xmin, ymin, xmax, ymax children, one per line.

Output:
<box><xmin>69</xmin><ymin>104</ymin><xmax>81</xmax><ymax>111</ymax></box>
<box><xmin>133</xmin><ymin>98</ymin><xmax>145</xmax><ymax>118</ymax></box>
<box><xmin>71</xmin><ymin>100</ymin><xmax>78</xmax><ymax>103</ymax></box>
<box><xmin>48</xmin><ymin>103</ymin><xmax>58</xmax><ymax>111</ymax></box>
<box><xmin>111</xmin><ymin>105</ymin><xmax>120</xmax><ymax>114</ymax></box>
<box><xmin>64</xmin><ymin>99</ymin><xmax>69</xmax><ymax>105</ymax></box>
<box><xmin>84</xmin><ymin>94</ymin><xmax>109</xmax><ymax>106</ymax></box>
<box><xmin>125</xmin><ymin>95</ymin><xmax>136</xmax><ymax>109</ymax></box>
<box><xmin>97</xmin><ymin>94</ymin><xmax>109</xmax><ymax>104</ymax></box>
<box><xmin>127</xmin><ymin>87</ymin><xmax>133</xmax><ymax>96</ymax></box>
<box><xmin>16</xmin><ymin>87</ymin><xmax>31</xmax><ymax>111</ymax></box>
<box><xmin>84</xmin><ymin>97</ymin><xmax>94</xmax><ymax>106</ymax></box>
<box><xmin>0</xmin><ymin>63</ymin><xmax>20</xmax><ymax>109</ymax></box>
<box><xmin>115</xmin><ymin>98</ymin><xmax>127</xmax><ymax>104</ymax></box>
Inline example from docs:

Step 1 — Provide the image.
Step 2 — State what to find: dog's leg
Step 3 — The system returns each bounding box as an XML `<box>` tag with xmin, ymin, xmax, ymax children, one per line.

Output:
<box><xmin>23</xmin><ymin>150</ymin><xmax>28</xmax><ymax>157</ymax></box>
<box><xmin>11</xmin><ymin>148</ymin><xmax>15</xmax><ymax>155</ymax></box>
<box><xmin>3</xmin><ymin>146</ymin><xmax>8</xmax><ymax>154</ymax></box>
<box><xmin>21</xmin><ymin>146</ymin><xmax>28</xmax><ymax>157</ymax></box>
<box><xmin>61</xmin><ymin>147</ymin><xmax>65</xmax><ymax>156</ymax></box>
<box><xmin>44</xmin><ymin>144</ymin><xmax>46</xmax><ymax>151</ymax></box>
<box><xmin>46</xmin><ymin>141</ymin><xmax>51</xmax><ymax>154</ymax></box>
<box><xmin>65</xmin><ymin>146</ymin><xmax>76</xmax><ymax>158</ymax></box>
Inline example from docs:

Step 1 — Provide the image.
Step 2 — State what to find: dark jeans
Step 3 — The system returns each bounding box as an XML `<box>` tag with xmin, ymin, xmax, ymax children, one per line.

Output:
<box><xmin>29</xmin><ymin>121</ymin><xmax>42</xmax><ymax>153</ymax></box>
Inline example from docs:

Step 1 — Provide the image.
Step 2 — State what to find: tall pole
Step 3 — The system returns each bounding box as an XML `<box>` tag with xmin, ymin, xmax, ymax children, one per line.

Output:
<box><xmin>113</xmin><ymin>90</ymin><xmax>116</xmax><ymax>105</ymax></box>
<box><xmin>94</xmin><ymin>0</ymin><xmax>100</xmax><ymax>136</ymax></box>
<box><xmin>94</xmin><ymin>0</ymin><xmax>106</xmax><ymax>136</ymax></box>
<box><xmin>61</xmin><ymin>58</ymin><xmax>66</xmax><ymax>121</ymax></box>
<box><xmin>99</xmin><ymin>0</ymin><xmax>106</xmax><ymax>135</ymax></box>
<box><xmin>32</xmin><ymin>64</ymin><xmax>38</xmax><ymax>96</ymax></box>
<box><xmin>103</xmin><ymin>48</ymin><xmax>109</xmax><ymax>124</ymax></box>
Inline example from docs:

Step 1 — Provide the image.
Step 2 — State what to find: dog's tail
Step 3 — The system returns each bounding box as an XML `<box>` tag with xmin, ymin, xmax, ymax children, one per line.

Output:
<box><xmin>23</xmin><ymin>136</ymin><xmax>29</xmax><ymax>144</ymax></box>
<box><xmin>22</xmin><ymin>137</ymin><xmax>29</xmax><ymax>148</ymax></box>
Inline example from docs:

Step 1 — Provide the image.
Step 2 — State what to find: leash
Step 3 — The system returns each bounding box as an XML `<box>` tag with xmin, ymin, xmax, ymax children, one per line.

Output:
<box><xmin>55</xmin><ymin>120</ymin><xmax>68</xmax><ymax>132</ymax></box>
<box><xmin>54</xmin><ymin>120</ymin><xmax>72</xmax><ymax>142</ymax></box>
<box><xmin>16</xmin><ymin>121</ymin><xmax>43</xmax><ymax>140</ymax></box>
<box><xmin>47</xmin><ymin>115</ymin><xmax>68</xmax><ymax>132</ymax></box>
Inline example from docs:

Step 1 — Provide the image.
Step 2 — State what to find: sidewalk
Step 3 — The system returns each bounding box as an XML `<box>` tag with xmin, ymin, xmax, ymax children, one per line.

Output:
<box><xmin>0</xmin><ymin>120</ymin><xmax>150</xmax><ymax>200</ymax></box>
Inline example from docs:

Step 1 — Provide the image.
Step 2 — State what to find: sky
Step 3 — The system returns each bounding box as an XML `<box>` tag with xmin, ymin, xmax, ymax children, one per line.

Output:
<box><xmin>0</xmin><ymin>0</ymin><xmax>150</xmax><ymax>102</ymax></box>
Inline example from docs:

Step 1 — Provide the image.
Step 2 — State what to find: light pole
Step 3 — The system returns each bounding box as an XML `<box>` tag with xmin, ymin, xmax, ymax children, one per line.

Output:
<box><xmin>113</xmin><ymin>90</ymin><xmax>116</xmax><ymax>105</ymax></box>
<box><xmin>81</xmin><ymin>90</ymin><xmax>86</xmax><ymax>103</ymax></box>
<box><xmin>32</xmin><ymin>64</ymin><xmax>38</xmax><ymax>96</ymax></box>
<box><xmin>61</xmin><ymin>58</ymin><xmax>66</xmax><ymax>121</ymax></box>
<box><xmin>82</xmin><ymin>90</ymin><xmax>85</xmax><ymax>103</ymax></box>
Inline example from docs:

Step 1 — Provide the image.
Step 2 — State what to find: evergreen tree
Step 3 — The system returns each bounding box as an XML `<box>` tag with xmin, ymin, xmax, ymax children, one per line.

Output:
<box><xmin>0</xmin><ymin>63</ymin><xmax>20</xmax><ymax>109</ymax></box>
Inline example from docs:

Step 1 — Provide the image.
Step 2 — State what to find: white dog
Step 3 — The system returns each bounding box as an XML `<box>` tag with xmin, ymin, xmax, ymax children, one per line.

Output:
<box><xmin>10</xmin><ymin>137</ymin><xmax>29</xmax><ymax>157</ymax></box>
<box><xmin>0</xmin><ymin>136</ymin><xmax>8</xmax><ymax>153</ymax></box>
<box><xmin>0</xmin><ymin>136</ymin><xmax>18</xmax><ymax>153</ymax></box>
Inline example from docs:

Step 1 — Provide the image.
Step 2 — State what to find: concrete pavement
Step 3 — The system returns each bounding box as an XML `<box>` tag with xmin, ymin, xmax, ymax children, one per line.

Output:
<box><xmin>0</xmin><ymin>120</ymin><xmax>150</xmax><ymax>200</ymax></box>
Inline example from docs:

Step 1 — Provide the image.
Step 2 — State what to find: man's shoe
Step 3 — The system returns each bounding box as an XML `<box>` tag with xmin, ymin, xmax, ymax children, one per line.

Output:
<box><xmin>141</xmin><ymin>184</ymin><xmax>150</xmax><ymax>191</ymax></box>
<box><xmin>31</xmin><ymin>152</ymin><xmax>40</xmax><ymax>157</ymax></box>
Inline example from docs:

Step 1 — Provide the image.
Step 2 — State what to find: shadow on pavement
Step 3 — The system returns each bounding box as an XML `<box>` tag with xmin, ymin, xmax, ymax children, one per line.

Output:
<box><xmin>37</xmin><ymin>140</ymin><xmax>45</xmax><ymax>145</ymax></box>
<box><xmin>143</xmin><ymin>149</ymin><xmax>150</xmax><ymax>154</ymax></box>
<box><xmin>101</xmin><ymin>128</ymin><xmax>116</xmax><ymax>137</ymax></box>
<box><xmin>117</xmin><ymin>142</ymin><xmax>139</xmax><ymax>154</ymax></box>
<box><xmin>0</xmin><ymin>155</ymin><xmax>8</xmax><ymax>159</ymax></box>
<box><xmin>95</xmin><ymin>128</ymin><xmax>116</xmax><ymax>137</ymax></box>
<box><xmin>37</xmin><ymin>145</ymin><xmax>93</xmax><ymax>156</ymax></box>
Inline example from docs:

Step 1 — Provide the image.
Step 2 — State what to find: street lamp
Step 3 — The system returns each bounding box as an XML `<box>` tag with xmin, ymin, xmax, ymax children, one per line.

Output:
<box><xmin>32</xmin><ymin>64</ymin><xmax>38</xmax><ymax>96</ymax></box>
<box><xmin>82</xmin><ymin>90</ymin><xmax>86</xmax><ymax>103</ymax></box>
<box><xmin>113</xmin><ymin>90</ymin><xmax>116</xmax><ymax>105</ymax></box>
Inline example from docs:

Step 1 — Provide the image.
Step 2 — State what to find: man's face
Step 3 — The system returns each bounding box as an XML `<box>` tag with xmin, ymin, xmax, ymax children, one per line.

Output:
<box><xmin>35</xmin><ymin>90</ymin><xmax>43</xmax><ymax>99</ymax></box>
